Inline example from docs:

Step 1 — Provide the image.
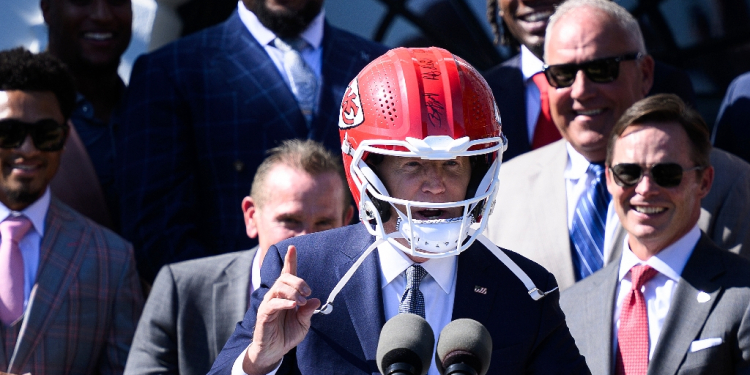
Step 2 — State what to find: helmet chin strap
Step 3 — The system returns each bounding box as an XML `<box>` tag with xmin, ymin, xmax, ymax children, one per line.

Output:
<box><xmin>313</xmin><ymin>229</ymin><xmax>556</xmax><ymax>316</ymax></box>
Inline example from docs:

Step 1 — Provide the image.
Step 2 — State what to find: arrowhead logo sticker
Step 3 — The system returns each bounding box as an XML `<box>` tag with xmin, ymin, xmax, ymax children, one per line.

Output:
<box><xmin>339</xmin><ymin>79</ymin><xmax>364</xmax><ymax>129</ymax></box>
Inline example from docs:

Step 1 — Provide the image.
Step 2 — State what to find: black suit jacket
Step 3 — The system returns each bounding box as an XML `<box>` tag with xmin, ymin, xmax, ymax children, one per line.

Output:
<box><xmin>483</xmin><ymin>54</ymin><xmax>697</xmax><ymax>161</ymax></box>
<box><xmin>116</xmin><ymin>11</ymin><xmax>388</xmax><ymax>281</ymax></box>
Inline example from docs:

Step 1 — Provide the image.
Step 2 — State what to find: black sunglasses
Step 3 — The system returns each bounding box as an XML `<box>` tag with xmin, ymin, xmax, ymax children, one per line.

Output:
<box><xmin>543</xmin><ymin>52</ymin><xmax>643</xmax><ymax>88</ymax></box>
<box><xmin>609</xmin><ymin>163</ymin><xmax>705</xmax><ymax>188</ymax></box>
<box><xmin>0</xmin><ymin>119</ymin><xmax>69</xmax><ymax>151</ymax></box>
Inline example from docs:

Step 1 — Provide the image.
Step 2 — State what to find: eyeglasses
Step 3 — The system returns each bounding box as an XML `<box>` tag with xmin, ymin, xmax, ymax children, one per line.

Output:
<box><xmin>609</xmin><ymin>163</ymin><xmax>705</xmax><ymax>188</ymax></box>
<box><xmin>0</xmin><ymin>119</ymin><xmax>69</xmax><ymax>151</ymax></box>
<box><xmin>542</xmin><ymin>52</ymin><xmax>643</xmax><ymax>88</ymax></box>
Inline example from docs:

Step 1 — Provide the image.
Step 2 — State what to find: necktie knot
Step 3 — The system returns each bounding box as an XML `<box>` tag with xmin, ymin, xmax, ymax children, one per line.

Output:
<box><xmin>531</xmin><ymin>72</ymin><xmax>550</xmax><ymax>92</ymax></box>
<box><xmin>274</xmin><ymin>37</ymin><xmax>309</xmax><ymax>53</ymax></box>
<box><xmin>399</xmin><ymin>264</ymin><xmax>428</xmax><ymax>318</ymax></box>
<box><xmin>589</xmin><ymin>162</ymin><xmax>605</xmax><ymax>178</ymax></box>
<box><xmin>0</xmin><ymin>216</ymin><xmax>32</xmax><ymax>244</ymax></box>
<box><xmin>630</xmin><ymin>264</ymin><xmax>658</xmax><ymax>290</ymax></box>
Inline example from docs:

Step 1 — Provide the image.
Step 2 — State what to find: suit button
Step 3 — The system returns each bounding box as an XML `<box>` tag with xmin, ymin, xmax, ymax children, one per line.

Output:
<box><xmin>234</xmin><ymin>160</ymin><xmax>244</xmax><ymax>172</ymax></box>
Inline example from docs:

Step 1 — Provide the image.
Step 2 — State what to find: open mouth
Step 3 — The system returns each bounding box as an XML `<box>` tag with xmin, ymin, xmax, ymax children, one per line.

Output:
<box><xmin>83</xmin><ymin>32</ymin><xmax>114</xmax><ymax>41</ymax></box>
<box><xmin>518</xmin><ymin>10</ymin><xmax>554</xmax><ymax>23</ymax></box>
<box><xmin>416</xmin><ymin>209</ymin><xmax>445</xmax><ymax>220</ymax></box>
<box><xmin>575</xmin><ymin>109</ymin><xmax>604</xmax><ymax>117</ymax></box>
<box><xmin>633</xmin><ymin>206</ymin><xmax>666</xmax><ymax>215</ymax></box>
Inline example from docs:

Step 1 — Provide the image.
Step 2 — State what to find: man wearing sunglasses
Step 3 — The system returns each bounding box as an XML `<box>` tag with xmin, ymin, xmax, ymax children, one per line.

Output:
<box><xmin>0</xmin><ymin>47</ymin><xmax>143</xmax><ymax>374</ymax></box>
<box><xmin>484</xmin><ymin>0</ymin><xmax>750</xmax><ymax>291</ymax></box>
<box><xmin>483</xmin><ymin>0</ymin><xmax>696</xmax><ymax>161</ymax></box>
<box><xmin>559</xmin><ymin>93</ymin><xmax>750</xmax><ymax>375</ymax></box>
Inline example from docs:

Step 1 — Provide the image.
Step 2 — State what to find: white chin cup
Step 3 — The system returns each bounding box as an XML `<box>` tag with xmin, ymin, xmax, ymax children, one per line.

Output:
<box><xmin>395</xmin><ymin>215</ymin><xmax>473</xmax><ymax>254</ymax></box>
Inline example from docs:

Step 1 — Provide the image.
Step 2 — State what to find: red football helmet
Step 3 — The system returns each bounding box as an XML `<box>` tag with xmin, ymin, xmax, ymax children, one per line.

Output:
<box><xmin>338</xmin><ymin>47</ymin><xmax>507</xmax><ymax>258</ymax></box>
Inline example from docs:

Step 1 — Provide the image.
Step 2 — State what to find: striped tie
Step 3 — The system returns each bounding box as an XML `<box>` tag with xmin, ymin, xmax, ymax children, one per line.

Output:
<box><xmin>570</xmin><ymin>163</ymin><xmax>611</xmax><ymax>280</ymax></box>
<box><xmin>274</xmin><ymin>37</ymin><xmax>318</xmax><ymax>126</ymax></box>
<box><xmin>399</xmin><ymin>264</ymin><xmax>427</xmax><ymax>318</ymax></box>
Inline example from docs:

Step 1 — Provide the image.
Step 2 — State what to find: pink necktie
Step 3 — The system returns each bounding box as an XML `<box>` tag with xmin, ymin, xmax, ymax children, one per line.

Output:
<box><xmin>0</xmin><ymin>216</ymin><xmax>32</xmax><ymax>325</ymax></box>
<box><xmin>531</xmin><ymin>72</ymin><xmax>562</xmax><ymax>149</ymax></box>
<box><xmin>616</xmin><ymin>264</ymin><xmax>659</xmax><ymax>375</ymax></box>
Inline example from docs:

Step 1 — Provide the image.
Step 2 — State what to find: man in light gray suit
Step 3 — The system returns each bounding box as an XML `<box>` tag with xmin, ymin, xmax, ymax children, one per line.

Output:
<box><xmin>560</xmin><ymin>93</ymin><xmax>750</xmax><ymax>374</ymax></box>
<box><xmin>484</xmin><ymin>0</ymin><xmax>750</xmax><ymax>290</ymax></box>
<box><xmin>123</xmin><ymin>139</ymin><xmax>354</xmax><ymax>375</ymax></box>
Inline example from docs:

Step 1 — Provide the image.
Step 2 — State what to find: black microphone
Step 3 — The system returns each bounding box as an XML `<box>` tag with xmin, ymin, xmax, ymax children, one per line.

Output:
<box><xmin>435</xmin><ymin>319</ymin><xmax>493</xmax><ymax>375</ymax></box>
<box><xmin>377</xmin><ymin>314</ymin><xmax>435</xmax><ymax>375</ymax></box>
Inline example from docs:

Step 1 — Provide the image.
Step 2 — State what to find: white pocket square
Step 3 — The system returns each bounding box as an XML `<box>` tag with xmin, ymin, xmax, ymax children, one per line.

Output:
<box><xmin>690</xmin><ymin>338</ymin><xmax>723</xmax><ymax>352</ymax></box>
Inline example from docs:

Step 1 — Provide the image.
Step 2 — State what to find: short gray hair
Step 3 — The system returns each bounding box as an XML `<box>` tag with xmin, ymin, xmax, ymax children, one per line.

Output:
<box><xmin>545</xmin><ymin>0</ymin><xmax>646</xmax><ymax>61</ymax></box>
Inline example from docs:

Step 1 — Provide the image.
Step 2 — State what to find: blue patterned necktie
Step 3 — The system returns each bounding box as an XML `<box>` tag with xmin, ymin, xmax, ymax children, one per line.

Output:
<box><xmin>273</xmin><ymin>37</ymin><xmax>318</xmax><ymax>126</ymax></box>
<box><xmin>570</xmin><ymin>163</ymin><xmax>611</xmax><ymax>280</ymax></box>
<box><xmin>399</xmin><ymin>264</ymin><xmax>428</xmax><ymax>318</ymax></box>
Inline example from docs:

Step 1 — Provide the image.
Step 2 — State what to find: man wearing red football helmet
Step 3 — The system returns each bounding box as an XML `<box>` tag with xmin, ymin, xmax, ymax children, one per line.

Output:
<box><xmin>208</xmin><ymin>47</ymin><xmax>590</xmax><ymax>375</ymax></box>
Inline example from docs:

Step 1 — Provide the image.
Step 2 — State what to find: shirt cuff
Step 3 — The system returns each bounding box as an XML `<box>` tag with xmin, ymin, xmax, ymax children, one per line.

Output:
<box><xmin>231</xmin><ymin>345</ymin><xmax>283</xmax><ymax>375</ymax></box>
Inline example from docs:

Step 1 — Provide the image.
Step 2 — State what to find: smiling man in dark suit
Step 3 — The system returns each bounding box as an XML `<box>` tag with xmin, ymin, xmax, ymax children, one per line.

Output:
<box><xmin>116</xmin><ymin>0</ymin><xmax>388</xmax><ymax>282</ymax></box>
<box><xmin>0</xmin><ymin>47</ymin><xmax>143</xmax><ymax>375</ymax></box>
<box><xmin>560</xmin><ymin>94</ymin><xmax>750</xmax><ymax>375</ymax></box>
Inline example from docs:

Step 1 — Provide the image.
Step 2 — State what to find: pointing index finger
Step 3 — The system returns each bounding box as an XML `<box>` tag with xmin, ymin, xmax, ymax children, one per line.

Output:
<box><xmin>282</xmin><ymin>245</ymin><xmax>297</xmax><ymax>276</ymax></box>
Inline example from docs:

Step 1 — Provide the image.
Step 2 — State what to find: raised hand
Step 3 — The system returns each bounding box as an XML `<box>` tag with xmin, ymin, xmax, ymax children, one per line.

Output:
<box><xmin>243</xmin><ymin>245</ymin><xmax>321</xmax><ymax>374</ymax></box>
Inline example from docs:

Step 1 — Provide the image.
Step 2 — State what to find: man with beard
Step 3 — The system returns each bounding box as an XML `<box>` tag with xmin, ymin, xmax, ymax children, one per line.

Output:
<box><xmin>483</xmin><ymin>0</ymin><xmax>696</xmax><ymax>161</ymax></box>
<box><xmin>0</xmin><ymin>47</ymin><xmax>143</xmax><ymax>375</ymax></box>
<box><xmin>41</xmin><ymin>0</ymin><xmax>133</xmax><ymax>229</ymax></box>
<box><xmin>116</xmin><ymin>0</ymin><xmax>387</xmax><ymax>282</ymax></box>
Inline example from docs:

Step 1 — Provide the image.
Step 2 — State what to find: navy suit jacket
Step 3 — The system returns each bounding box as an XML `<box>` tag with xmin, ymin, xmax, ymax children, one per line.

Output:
<box><xmin>483</xmin><ymin>55</ymin><xmax>697</xmax><ymax>161</ymax></box>
<box><xmin>714</xmin><ymin>71</ymin><xmax>750</xmax><ymax>163</ymax></box>
<box><xmin>116</xmin><ymin>11</ymin><xmax>387</xmax><ymax>281</ymax></box>
<box><xmin>208</xmin><ymin>224</ymin><xmax>590</xmax><ymax>374</ymax></box>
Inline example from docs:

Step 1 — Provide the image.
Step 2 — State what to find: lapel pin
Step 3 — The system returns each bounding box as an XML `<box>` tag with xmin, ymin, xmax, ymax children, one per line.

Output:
<box><xmin>697</xmin><ymin>291</ymin><xmax>711</xmax><ymax>303</ymax></box>
<box><xmin>474</xmin><ymin>286</ymin><xmax>487</xmax><ymax>295</ymax></box>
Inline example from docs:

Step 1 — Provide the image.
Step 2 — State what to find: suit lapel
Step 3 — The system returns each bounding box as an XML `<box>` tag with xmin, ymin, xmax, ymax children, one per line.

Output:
<box><xmin>10</xmin><ymin>200</ymin><xmax>89</xmax><ymax>371</ymax></box>
<box><xmin>211</xmin><ymin>248</ymin><xmax>256</xmax><ymax>357</ymax></box>
<box><xmin>334</xmin><ymin>230</ymin><xmax>384</xmax><ymax>362</ymax></box>
<box><xmin>648</xmin><ymin>235</ymin><xmax>724</xmax><ymax>375</ymax></box>
<box><xmin>451</xmin><ymin>242</ymin><xmax>499</xmax><ymax>323</ymax></box>
<box><xmin>533</xmin><ymin>141</ymin><xmax>576</xmax><ymax>288</ymax></box>
<box><xmin>214</xmin><ymin>13</ymin><xmax>307</xmax><ymax>137</ymax></box>
<box><xmin>491</xmin><ymin>55</ymin><xmax>531</xmax><ymax>159</ymax></box>
<box><xmin>584</xmin><ymin>261</ymin><xmax>620</xmax><ymax>375</ymax></box>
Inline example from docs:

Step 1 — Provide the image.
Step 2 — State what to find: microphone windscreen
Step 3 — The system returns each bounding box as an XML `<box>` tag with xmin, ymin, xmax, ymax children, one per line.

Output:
<box><xmin>435</xmin><ymin>319</ymin><xmax>492</xmax><ymax>375</ymax></box>
<box><xmin>377</xmin><ymin>314</ymin><xmax>435</xmax><ymax>375</ymax></box>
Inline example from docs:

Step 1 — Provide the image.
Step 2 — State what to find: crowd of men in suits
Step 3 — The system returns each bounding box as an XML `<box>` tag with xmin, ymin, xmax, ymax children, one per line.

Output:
<box><xmin>2</xmin><ymin>0</ymin><xmax>750</xmax><ymax>373</ymax></box>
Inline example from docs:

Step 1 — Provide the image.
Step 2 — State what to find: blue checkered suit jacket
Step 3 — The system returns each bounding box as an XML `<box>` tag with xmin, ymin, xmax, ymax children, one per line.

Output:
<box><xmin>115</xmin><ymin>11</ymin><xmax>387</xmax><ymax>281</ymax></box>
<box><xmin>0</xmin><ymin>198</ymin><xmax>144</xmax><ymax>374</ymax></box>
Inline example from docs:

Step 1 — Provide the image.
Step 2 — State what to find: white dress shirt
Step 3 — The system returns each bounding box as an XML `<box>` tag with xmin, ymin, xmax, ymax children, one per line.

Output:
<box><xmin>0</xmin><ymin>188</ymin><xmax>50</xmax><ymax>310</ymax></box>
<box><xmin>378</xmin><ymin>241</ymin><xmax>458</xmax><ymax>375</ymax></box>
<box><xmin>613</xmin><ymin>224</ymin><xmax>700</xmax><ymax>359</ymax></box>
<box><xmin>564</xmin><ymin>143</ymin><xmax>601</xmax><ymax>231</ymax></box>
<box><xmin>237</xmin><ymin>1</ymin><xmax>324</xmax><ymax>89</ymax></box>
<box><xmin>232</xmin><ymin>240</ymin><xmax>459</xmax><ymax>375</ymax></box>
<box><xmin>520</xmin><ymin>46</ymin><xmax>545</xmax><ymax>143</ymax></box>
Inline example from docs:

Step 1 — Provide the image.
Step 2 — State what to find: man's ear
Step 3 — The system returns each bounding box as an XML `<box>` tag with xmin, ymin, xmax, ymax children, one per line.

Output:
<box><xmin>639</xmin><ymin>54</ymin><xmax>655</xmax><ymax>97</ymax></box>
<box><xmin>242</xmin><ymin>196</ymin><xmax>259</xmax><ymax>239</ymax></box>
<box><xmin>343</xmin><ymin>204</ymin><xmax>355</xmax><ymax>225</ymax></box>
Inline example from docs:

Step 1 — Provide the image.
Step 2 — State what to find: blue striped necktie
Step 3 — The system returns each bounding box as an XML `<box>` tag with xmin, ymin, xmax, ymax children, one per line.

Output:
<box><xmin>399</xmin><ymin>264</ymin><xmax>427</xmax><ymax>318</ymax></box>
<box><xmin>273</xmin><ymin>37</ymin><xmax>318</xmax><ymax>126</ymax></box>
<box><xmin>570</xmin><ymin>163</ymin><xmax>611</xmax><ymax>280</ymax></box>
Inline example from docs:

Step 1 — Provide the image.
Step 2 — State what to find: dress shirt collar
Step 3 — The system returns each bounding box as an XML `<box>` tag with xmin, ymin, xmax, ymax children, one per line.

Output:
<box><xmin>0</xmin><ymin>188</ymin><xmax>50</xmax><ymax>236</ymax></box>
<box><xmin>618</xmin><ymin>223</ymin><xmax>700</xmax><ymax>282</ymax></box>
<box><xmin>238</xmin><ymin>0</ymin><xmax>325</xmax><ymax>49</ymax></box>
<box><xmin>520</xmin><ymin>45</ymin><xmax>545</xmax><ymax>82</ymax></box>
<box><xmin>378</xmin><ymin>240</ymin><xmax>457</xmax><ymax>294</ymax></box>
<box><xmin>563</xmin><ymin>142</ymin><xmax>592</xmax><ymax>181</ymax></box>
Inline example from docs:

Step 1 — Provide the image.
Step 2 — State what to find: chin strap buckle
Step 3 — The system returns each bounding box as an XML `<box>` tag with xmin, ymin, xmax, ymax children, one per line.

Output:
<box><xmin>528</xmin><ymin>287</ymin><xmax>559</xmax><ymax>301</ymax></box>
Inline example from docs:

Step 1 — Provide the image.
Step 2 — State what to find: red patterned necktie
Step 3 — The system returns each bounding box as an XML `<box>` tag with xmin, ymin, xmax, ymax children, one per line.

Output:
<box><xmin>531</xmin><ymin>72</ymin><xmax>562</xmax><ymax>149</ymax></box>
<box><xmin>0</xmin><ymin>216</ymin><xmax>32</xmax><ymax>325</ymax></box>
<box><xmin>616</xmin><ymin>264</ymin><xmax>659</xmax><ymax>375</ymax></box>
